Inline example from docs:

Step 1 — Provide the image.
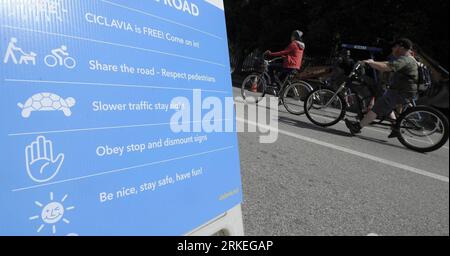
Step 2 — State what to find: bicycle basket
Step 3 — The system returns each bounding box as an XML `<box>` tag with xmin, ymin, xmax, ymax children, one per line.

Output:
<box><xmin>252</xmin><ymin>57</ymin><xmax>268</xmax><ymax>73</ymax></box>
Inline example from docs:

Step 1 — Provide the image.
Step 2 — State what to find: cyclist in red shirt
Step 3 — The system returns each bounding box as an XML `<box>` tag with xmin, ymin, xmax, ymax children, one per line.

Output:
<box><xmin>264</xmin><ymin>30</ymin><xmax>306</xmax><ymax>88</ymax></box>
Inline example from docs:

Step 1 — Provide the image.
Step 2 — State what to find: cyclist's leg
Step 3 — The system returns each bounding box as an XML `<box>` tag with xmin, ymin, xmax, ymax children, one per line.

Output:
<box><xmin>268</xmin><ymin>63</ymin><xmax>283</xmax><ymax>86</ymax></box>
<box><xmin>345</xmin><ymin>90</ymin><xmax>403</xmax><ymax>135</ymax></box>
<box><xmin>277</xmin><ymin>68</ymin><xmax>296</xmax><ymax>104</ymax></box>
<box><xmin>363</xmin><ymin>90</ymin><xmax>403</xmax><ymax>126</ymax></box>
<box><xmin>375</xmin><ymin>85</ymin><xmax>398</xmax><ymax>120</ymax></box>
<box><xmin>363</xmin><ymin>75</ymin><xmax>384</xmax><ymax>111</ymax></box>
<box><xmin>279</xmin><ymin>68</ymin><xmax>296</xmax><ymax>88</ymax></box>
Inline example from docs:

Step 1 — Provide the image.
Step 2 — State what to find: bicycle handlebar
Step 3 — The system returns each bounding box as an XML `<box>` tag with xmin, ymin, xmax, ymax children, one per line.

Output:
<box><xmin>348</xmin><ymin>62</ymin><xmax>363</xmax><ymax>78</ymax></box>
<box><xmin>267</xmin><ymin>57</ymin><xmax>283</xmax><ymax>63</ymax></box>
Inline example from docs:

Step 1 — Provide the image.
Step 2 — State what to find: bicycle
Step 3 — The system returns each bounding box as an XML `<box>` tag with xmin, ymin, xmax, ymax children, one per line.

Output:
<box><xmin>303</xmin><ymin>62</ymin><xmax>449</xmax><ymax>153</ymax></box>
<box><xmin>44</xmin><ymin>47</ymin><xmax>76</xmax><ymax>69</ymax></box>
<box><xmin>241</xmin><ymin>56</ymin><xmax>314</xmax><ymax>115</ymax></box>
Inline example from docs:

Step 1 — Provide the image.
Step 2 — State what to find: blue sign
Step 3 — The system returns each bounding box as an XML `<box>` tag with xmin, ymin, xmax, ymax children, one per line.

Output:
<box><xmin>0</xmin><ymin>0</ymin><xmax>242</xmax><ymax>235</ymax></box>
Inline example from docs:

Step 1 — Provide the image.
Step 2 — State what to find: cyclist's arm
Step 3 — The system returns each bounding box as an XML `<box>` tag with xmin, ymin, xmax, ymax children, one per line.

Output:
<box><xmin>269</xmin><ymin>44</ymin><xmax>295</xmax><ymax>57</ymax></box>
<box><xmin>52</xmin><ymin>49</ymin><xmax>69</xmax><ymax>56</ymax></box>
<box><xmin>364</xmin><ymin>59</ymin><xmax>392</xmax><ymax>72</ymax></box>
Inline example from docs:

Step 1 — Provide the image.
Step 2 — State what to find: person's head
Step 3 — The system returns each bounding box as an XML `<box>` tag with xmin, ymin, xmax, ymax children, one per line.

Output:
<box><xmin>291</xmin><ymin>30</ymin><xmax>303</xmax><ymax>42</ymax></box>
<box><xmin>61</xmin><ymin>45</ymin><xmax>67</xmax><ymax>51</ymax></box>
<box><xmin>391</xmin><ymin>38</ymin><xmax>413</xmax><ymax>57</ymax></box>
<box><xmin>11</xmin><ymin>37</ymin><xmax>17</xmax><ymax>43</ymax></box>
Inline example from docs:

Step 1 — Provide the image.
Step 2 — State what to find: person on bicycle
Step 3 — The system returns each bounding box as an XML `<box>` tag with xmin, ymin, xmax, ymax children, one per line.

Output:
<box><xmin>264</xmin><ymin>30</ymin><xmax>305</xmax><ymax>87</ymax></box>
<box><xmin>345</xmin><ymin>38</ymin><xmax>419</xmax><ymax>138</ymax></box>
<box><xmin>51</xmin><ymin>45</ymin><xmax>69</xmax><ymax>64</ymax></box>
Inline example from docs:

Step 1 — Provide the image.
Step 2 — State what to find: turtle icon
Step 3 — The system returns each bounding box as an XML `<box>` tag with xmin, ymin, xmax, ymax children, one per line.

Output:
<box><xmin>18</xmin><ymin>93</ymin><xmax>76</xmax><ymax>118</ymax></box>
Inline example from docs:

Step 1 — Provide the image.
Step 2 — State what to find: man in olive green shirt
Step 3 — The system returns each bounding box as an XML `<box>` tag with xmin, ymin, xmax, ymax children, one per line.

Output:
<box><xmin>345</xmin><ymin>38</ymin><xmax>419</xmax><ymax>138</ymax></box>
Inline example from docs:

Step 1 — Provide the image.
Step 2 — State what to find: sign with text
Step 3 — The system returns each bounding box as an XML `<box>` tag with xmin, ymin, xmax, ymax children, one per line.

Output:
<box><xmin>0</xmin><ymin>0</ymin><xmax>242</xmax><ymax>235</ymax></box>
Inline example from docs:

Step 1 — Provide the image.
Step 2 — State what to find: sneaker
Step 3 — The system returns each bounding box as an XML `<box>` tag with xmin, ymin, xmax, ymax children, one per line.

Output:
<box><xmin>345</xmin><ymin>119</ymin><xmax>362</xmax><ymax>135</ymax></box>
<box><xmin>388</xmin><ymin>129</ymin><xmax>400</xmax><ymax>138</ymax></box>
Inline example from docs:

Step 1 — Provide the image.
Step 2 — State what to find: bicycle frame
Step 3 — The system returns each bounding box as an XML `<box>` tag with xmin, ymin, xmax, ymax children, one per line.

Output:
<box><xmin>243</xmin><ymin>54</ymin><xmax>315</xmax><ymax>115</ymax></box>
<box><xmin>315</xmin><ymin>63</ymin><xmax>398</xmax><ymax>126</ymax></box>
<box><xmin>305</xmin><ymin>62</ymin><xmax>449</xmax><ymax>152</ymax></box>
<box><xmin>260</xmin><ymin>57</ymin><xmax>298</xmax><ymax>96</ymax></box>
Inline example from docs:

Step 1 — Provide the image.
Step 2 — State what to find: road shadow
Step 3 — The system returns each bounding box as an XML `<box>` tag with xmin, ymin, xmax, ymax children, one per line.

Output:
<box><xmin>354</xmin><ymin>134</ymin><xmax>426</xmax><ymax>153</ymax></box>
<box><xmin>235</xmin><ymin>93</ymin><xmax>434</xmax><ymax>155</ymax></box>
<box><xmin>278</xmin><ymin>115</ymin><xmax>420</xmax><ymax>153</ymax></box>
<box><xmin>278</xmin><ymin>116</ymin><xmax>352</xmax><ymax>137</ymax></box>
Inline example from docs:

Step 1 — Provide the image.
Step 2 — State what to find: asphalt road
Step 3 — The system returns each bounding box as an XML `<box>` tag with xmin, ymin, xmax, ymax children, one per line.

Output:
<box><xmin>233</xmin><ymin>87</ymin><xmax>449</xmax><ymax>236</ymax></box>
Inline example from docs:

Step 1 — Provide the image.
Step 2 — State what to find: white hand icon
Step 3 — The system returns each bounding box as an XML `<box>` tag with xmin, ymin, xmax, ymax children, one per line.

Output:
<box><xmin>25</xmin><ymin>136</ymin><xmax>64</xmax><ymax>183</ymax></box>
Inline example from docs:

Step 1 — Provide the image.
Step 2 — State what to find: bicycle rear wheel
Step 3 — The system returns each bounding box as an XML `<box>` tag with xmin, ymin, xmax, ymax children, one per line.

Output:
<box><xmin>282</xmin><ymin>81</ymin><xmax>314</xmax><ymax>115</ymax></box>
<box><xmin>396</xmin><ymin>106</ymin><xmax>449</xmax><ymax>153</ymax></box>
<box><xmin>241</xmin><ymin>73</ymin><xmax>266</xmax><ymax>104</ymax></box>
<box><xmin>304</xmin><ymin>88</ymin><xmax>346</xmax><ymax>127</ymax></box>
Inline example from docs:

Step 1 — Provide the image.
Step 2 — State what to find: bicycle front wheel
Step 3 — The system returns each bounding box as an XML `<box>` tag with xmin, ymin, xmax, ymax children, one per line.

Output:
<box><xmin>282</xmin><ymin>81</ymin><xmax>313</xmax><ymax>115</ymax></box>
<box><xmin>241</xmin><ymin>73</ymin><xmax>266</xmax><ymax>104</ymax></box>
<box><xmin>44</xmin><ymin>55</ymin><xmax>57</xmax><ymax>67</ymax></box>
<box><xmin>396</xmin><ymin>106</ymin><xmax>449</xmax><ymax>153</ymax></box>
<box><xmin>304</xmin><ymin>88</ymin><xmax>346</xmax><ymax>127</ymax></box>
<box><xmin>64</xmin><ymin>57</ymin><xmax>76</xmax><ymax>69</ymax></box>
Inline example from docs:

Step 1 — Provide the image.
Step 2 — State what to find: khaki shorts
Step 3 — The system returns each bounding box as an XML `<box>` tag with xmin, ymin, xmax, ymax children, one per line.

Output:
<box><xmin>372</xmin><ymin>90</ymin><xmax>406</xmax><ymax>117</ymax></box>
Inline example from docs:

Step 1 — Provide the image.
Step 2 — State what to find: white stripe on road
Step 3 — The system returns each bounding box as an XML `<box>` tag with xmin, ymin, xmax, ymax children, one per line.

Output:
<box><xmin>304</xmin><ymin>109</ymin><xmax>443</xmax><ymax>148</ymax></box>
<box><xmin>233</xmin><ymin>90</ymin><xmax>448</xmax><ymax>150</ymax></box>
<box><xmin>305</xmin><ymin>112</ymin><xmax>449</xmax><ymax>150</ymax></box>
<box><xmin>237</xmin><ymin>118</ymin><xmax>449</xmax><ymax>183</ymax></box>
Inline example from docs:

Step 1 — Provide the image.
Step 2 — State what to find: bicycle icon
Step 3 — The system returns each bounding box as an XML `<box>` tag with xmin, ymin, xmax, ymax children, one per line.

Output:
<box><xmin>44</xmin><ymin>45</ymin><xmax>76</xmax><ymax>69</ymax></box>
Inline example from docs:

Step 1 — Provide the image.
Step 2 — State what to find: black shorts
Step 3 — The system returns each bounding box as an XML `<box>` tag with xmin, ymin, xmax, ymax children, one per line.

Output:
<box><xmin>268</xmin><ymin>64</ymin><xmax>296</xmax><ymax>84</ymax></box>
<box><xmin>372</xmin><ymin>90</ymin><xmax>406</xmax><ymax>117</ymax></box>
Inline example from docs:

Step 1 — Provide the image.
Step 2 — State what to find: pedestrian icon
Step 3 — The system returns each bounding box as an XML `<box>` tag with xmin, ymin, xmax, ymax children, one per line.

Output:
<box><xmin>3</xmin><ymin>37</ymin><xmax>37</xmax><ymax>65</ymax></box>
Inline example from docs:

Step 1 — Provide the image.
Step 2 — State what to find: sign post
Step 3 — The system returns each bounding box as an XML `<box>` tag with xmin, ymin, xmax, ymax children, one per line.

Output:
<box><xmin>0</xmin><ymin>0</ymin><xmax>243</xmax><ymax>236</ymax></box>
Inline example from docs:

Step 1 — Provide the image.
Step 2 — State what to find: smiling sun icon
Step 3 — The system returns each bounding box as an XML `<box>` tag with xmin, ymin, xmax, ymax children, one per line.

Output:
<box><xmin>29</xmin><ymin>192</ymin><xmax>75</xmax><ymax>234</ymax></box>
